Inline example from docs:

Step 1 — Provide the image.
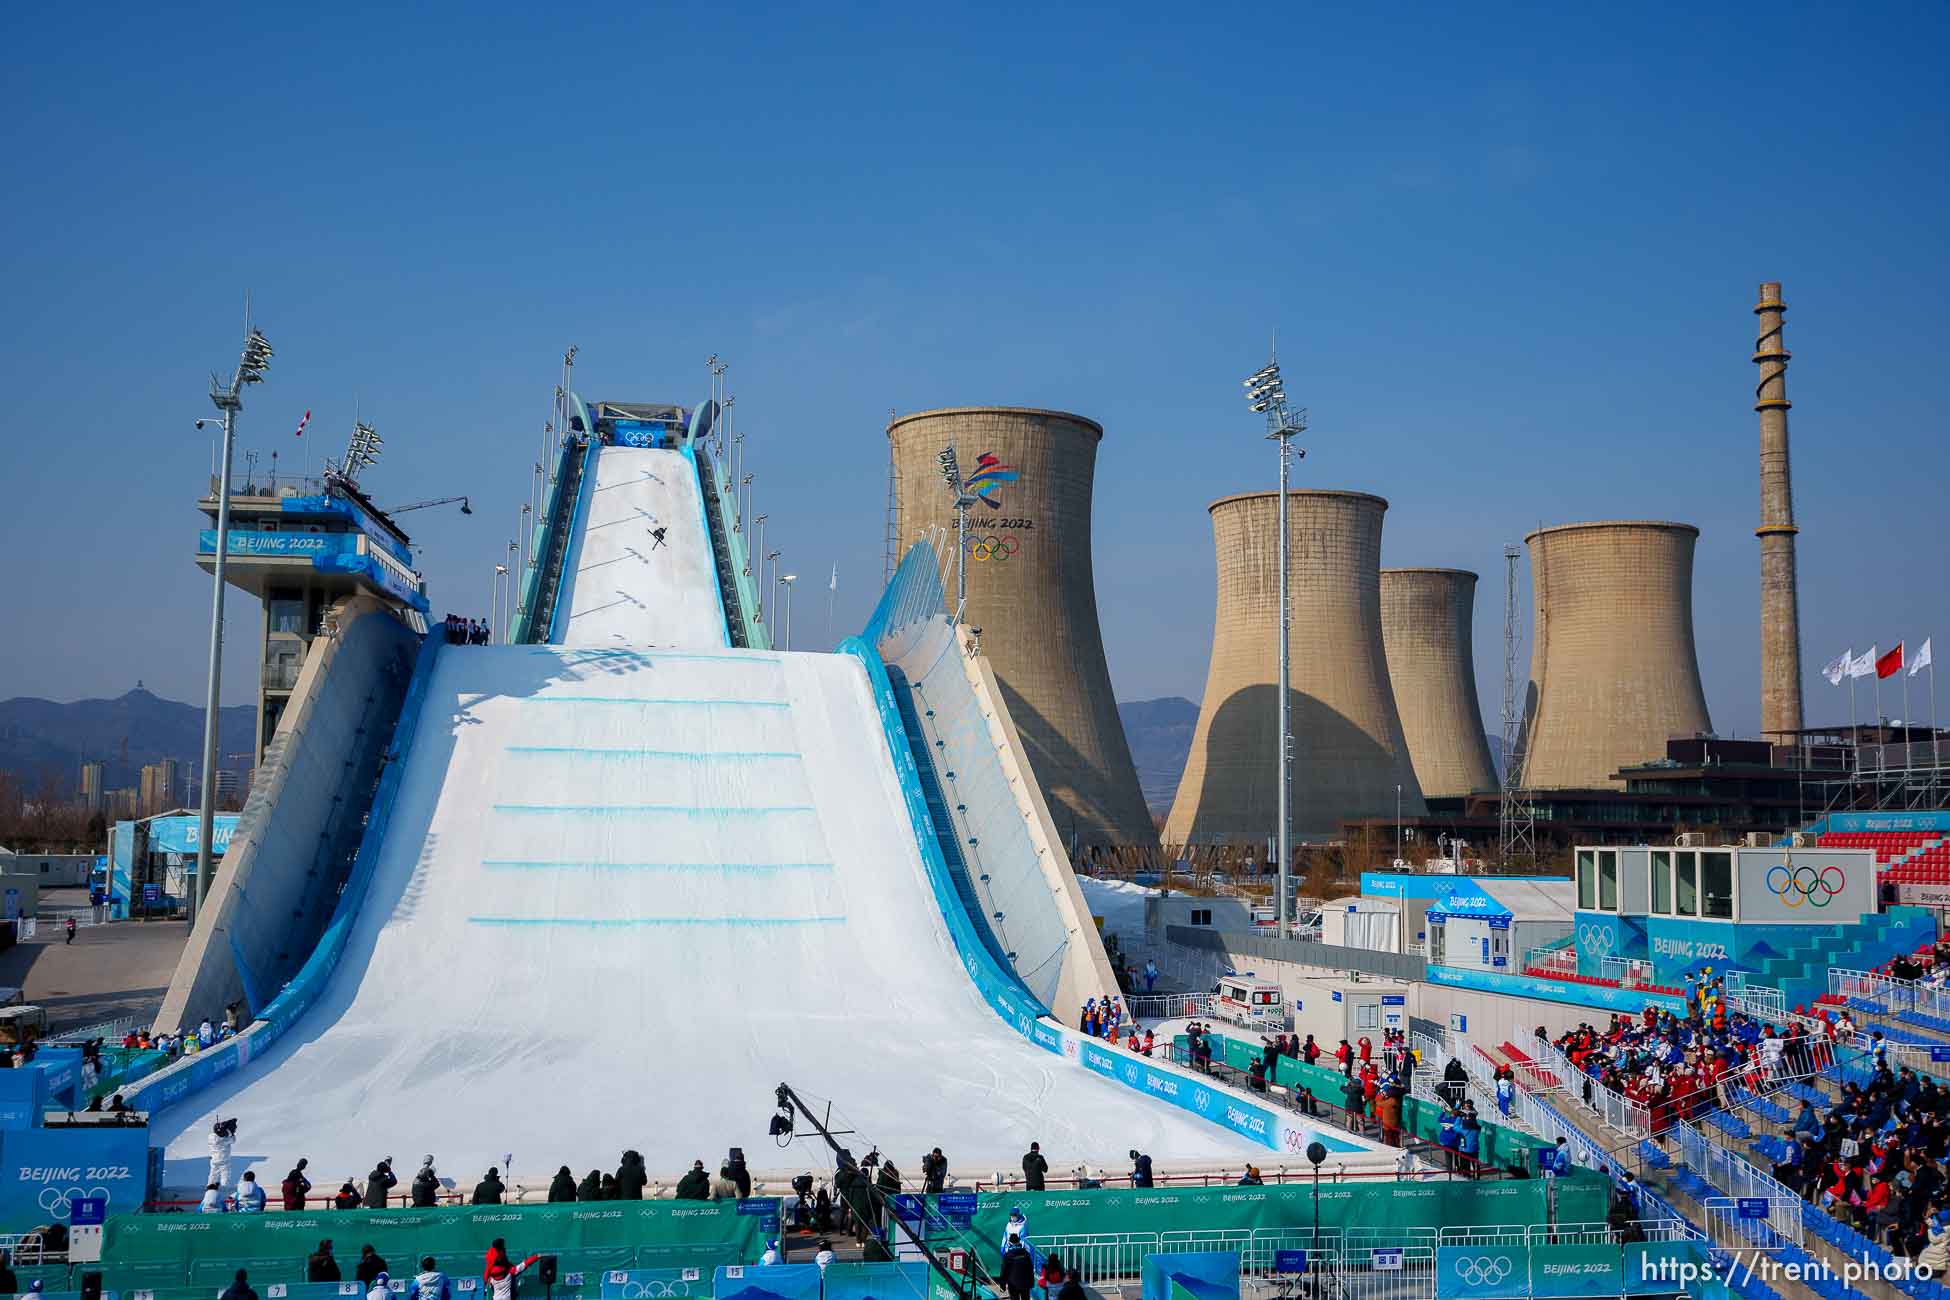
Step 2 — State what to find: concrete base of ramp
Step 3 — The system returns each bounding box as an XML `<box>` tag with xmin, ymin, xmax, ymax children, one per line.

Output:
<box><xmin>153</xmin><ymin>646</ymin><xmax>1263</xmax><ymax>1188</ymax></box>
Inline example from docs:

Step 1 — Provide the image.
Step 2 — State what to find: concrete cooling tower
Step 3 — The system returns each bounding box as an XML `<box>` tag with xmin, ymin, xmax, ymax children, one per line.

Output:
<box><xmin>1165</xmin><ymin>489</ymin><xmax>1426</xmax><ymax>845</ymax></box>
<box><xmin>1379</xmin><ymin>568</ymin><xmax>1497</xmax><ymax>799</ymax></box>
<box><xmin>887</xmin><ymin>407</ymin><xmax>1156</xmax><ymax>851</ymax></box>
<box><xmin>1518</xmin><ymin>521</ymin><xmax>1713</xmax><ymax>790</ymax></box>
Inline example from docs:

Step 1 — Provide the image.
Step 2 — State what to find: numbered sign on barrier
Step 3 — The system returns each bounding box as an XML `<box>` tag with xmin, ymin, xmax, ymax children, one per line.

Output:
<box><xmin>1372</xmin><ymin>1249</ymin><xmax>1404</xmax><ymax>1271</ymax></box>
<box><xmin>1274</xmin><ymin>1251</ymin><xmax>1308</xmax><ymax>1275</ymax></box>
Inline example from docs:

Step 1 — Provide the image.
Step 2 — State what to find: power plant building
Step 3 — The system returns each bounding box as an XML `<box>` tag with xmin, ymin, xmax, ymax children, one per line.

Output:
<box><xmin>1379</xmin><ymin>568</ymin><xmax>1497</xmax><ymax>800</ymax></box>
<box><xmin>1518</xmin><ymin>521</ymin><xmax>1713</xmax><ymax>790</ymax></box>
<box><xmin>1165</xmin><ymin>489</ymin><xmax>1426</xmax><ymax>845</ymax></box>
<box><xmin>886</xmin><ymin>407</ymin><xmax>1156</xmax><ymax>852</ymax></box>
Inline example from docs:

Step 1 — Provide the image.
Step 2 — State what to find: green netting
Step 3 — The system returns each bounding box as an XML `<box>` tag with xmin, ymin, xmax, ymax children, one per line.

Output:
<box><xmin>97</xmin><ymin>1198</ymin><xmax>772</xmax><ymax>1287</ymax></box>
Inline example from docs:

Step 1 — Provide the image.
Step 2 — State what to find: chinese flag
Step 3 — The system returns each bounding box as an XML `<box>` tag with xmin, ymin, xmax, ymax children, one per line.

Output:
<box><xmin>1876</xmin><ymin>643</ymin><xmax>1904</xmax><ymax>679</ymax></box>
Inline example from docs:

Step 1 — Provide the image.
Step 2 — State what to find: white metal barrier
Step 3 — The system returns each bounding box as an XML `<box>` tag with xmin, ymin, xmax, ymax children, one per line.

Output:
<box><xmin>1831</xmin><ymin>965</ymin><xmax>1950</xmax><ymax>1023</ymax></box>
<box><xmin>1672</xmin><ymin>1122</ymin><xmax>1803</xmax><ymax>1246</ymax></box>
<box><xmin>1527</xmin><ymin>1038</ymin><xmax>1651</xmax><ymax>1139</ymax></box>
<box><xmin>1126</xmin><ymin>992</ymin><xmax>1215</xmax><ymax>1022</ymax></box>
<box><xmin>1701</xmin><ymin>1196</ymin><xmax>1802</xmax><ymax>1251</ymax></box>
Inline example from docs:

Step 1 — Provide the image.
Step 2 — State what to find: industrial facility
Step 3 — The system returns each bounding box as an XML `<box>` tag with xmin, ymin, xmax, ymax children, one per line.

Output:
<box><xmin>1754</xmin><ymin>281</ymin><xmax>1805</xmax><ymax>739</ymax></box>
<box><xmin>1166</xmin><ymin>488</ymin><xmax>1425</xmax><ymax>845</ymax></box>
<box><xmin>885</xmin><ymin>406</ymin><xmax>1158</xmax><ymax>852</ymax></box>
<box><xmin>1516</xmin><ymin>520</ymin><xmax>1714</xmax><ymax>792</ymax></box>
<box><xmin>1380</xmin><ymin>567</ymin><xmax>1498</xmax><ymax>801</ymax></box>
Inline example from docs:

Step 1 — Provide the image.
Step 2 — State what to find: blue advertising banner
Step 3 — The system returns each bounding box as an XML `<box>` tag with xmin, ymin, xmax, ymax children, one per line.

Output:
<box><xmin>0</xmin><ymin>1070</ymin><xmax>44</xmax><ymax>1130</ymax></box>
<box><xmin>713</xmin><ymin>1264</ymin><xmax>821</xmax><ymax>1300</ymax></box>
<box><xmin>1624</xmin><ymin>1242</ymin><xmax>1710</xmax><ymax>1295</ymax></box>
<box><xmin>1141</xmin><ymin>1251</ymin><xmax>1241</xmax><ymax>1300</ymax></box>
<box><xmin>142</xmin><ymin>815</ymin><xmax>241</xmax><ymax>857</ymax></box>
<box><xmin>823</xmin><ymin>1263</ymin><xmax>935</xmax><ymax>1300</ymax></box>
<box><xmin>197</xmin><ymin>530</ymin><xmax>356</xmax><ymax>559</ymax></box>
<box><xmin>1529</xmin><ymin>1244</ymin><xmax>1623</xmax><ymax>1297</ymax></box>
<box><xmin>34</xmin><ymin>1047</ymin><xmax>83</xmax><ymax>1109</ymax></box>
<box><xmin>1822</xmin><ymin>811</ymin><xmax>1950</xmax><ymax>834</ymax></box>
<box><xmin>1424</xmin><ymin>964</ymin><xmax>1687</xmax><ymax>1016</ymax></box>
<box><xmin>601</xmin><ymin>1268</ymin><xmax>711</xmax><ymax>1300</ymax></box>
<box><xmin>1435</xmin><ymin>1245</ymin><xmax>1531</xmax><ymax>1300</ymax></box>
<box><xmin>0</xmin><ymin>1125</ymin><xmax>150</xmax><ymax>1231</ymax></box>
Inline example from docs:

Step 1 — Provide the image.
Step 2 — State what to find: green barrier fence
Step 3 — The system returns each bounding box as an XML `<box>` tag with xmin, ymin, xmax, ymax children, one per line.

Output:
<box><xmin>1178</xmin><ymin>1035</ymin><xmax>1550</xmax><ymax>1174</ymax></box>
<box><xmin>920</xmin><ymin>1180</ymin><xmax>1605</xmax><ymax>1273</ymax></box>
<box><xmin>92</xmin><ymin>1198</ymin><xmax>773</xmax><ymax>1290</ymax></box>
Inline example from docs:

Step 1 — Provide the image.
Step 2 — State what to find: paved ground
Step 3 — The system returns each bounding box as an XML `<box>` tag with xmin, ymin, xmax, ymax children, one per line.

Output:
<box><xmin>0</xmin><ymin>888</ymin><xmax>187</xmax><ymax>1032</ymax></box>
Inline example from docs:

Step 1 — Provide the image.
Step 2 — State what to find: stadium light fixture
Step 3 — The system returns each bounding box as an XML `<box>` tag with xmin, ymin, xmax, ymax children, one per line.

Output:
<box><xmin>193</xmin><ymin>319</ymin><xmax>275</xmax><ymax>923</ymax></box>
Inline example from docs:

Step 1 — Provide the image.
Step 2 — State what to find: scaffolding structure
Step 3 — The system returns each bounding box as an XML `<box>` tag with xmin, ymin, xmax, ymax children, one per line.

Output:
<box><xmin>1498</xmin><ymin>543</ymin><xmax>1537</xmax><ymax>866</ymax></box>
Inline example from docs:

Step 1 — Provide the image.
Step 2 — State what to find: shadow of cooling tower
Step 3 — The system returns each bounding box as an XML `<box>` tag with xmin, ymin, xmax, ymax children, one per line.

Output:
<box><xmin>1179</xmin><ymin>684</ymin><xmax>1414</xmax><ymax>844</ymax></box>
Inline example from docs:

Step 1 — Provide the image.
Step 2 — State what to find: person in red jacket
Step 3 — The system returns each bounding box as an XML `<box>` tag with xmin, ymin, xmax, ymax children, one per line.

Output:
<box><xmin>484</xmin><ymin>1240</ymin><xmax>540</xmax><ymax>1300</ymax></box>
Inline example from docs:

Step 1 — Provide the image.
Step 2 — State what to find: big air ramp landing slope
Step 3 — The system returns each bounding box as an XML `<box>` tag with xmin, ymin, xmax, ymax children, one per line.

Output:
<box><xmin>556</xmin><ymin>447</ymin><xmax>727</xmax><ymax>648</ymax></box>
<box><xmin>153</xmin><ymin>646</ymin><xmax>1259</xmax><ymax>1182</ymax></box>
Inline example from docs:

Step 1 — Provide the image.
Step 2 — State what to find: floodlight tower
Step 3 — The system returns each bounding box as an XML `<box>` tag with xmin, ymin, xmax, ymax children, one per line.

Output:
<box><xmin>936</xmin><ymin>444</ymin><xmax>979</xmax><ymax>625</ymax></box>
<box><xmin>193</xmin><ymin>323</ymin><xmax>274</xmax><ymax>921</ymax></box>
<box><xmin>1244</xmin><ymin>352</ymin><xmax>1307</xmax><ymax>936</ymax></box>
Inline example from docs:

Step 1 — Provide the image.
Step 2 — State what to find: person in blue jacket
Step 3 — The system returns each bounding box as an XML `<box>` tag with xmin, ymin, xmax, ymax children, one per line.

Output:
<box><xmin>1128</xmin><ymin>1151</ymin><xmax>1154</xmax><ymax>1188</ymax></box>
<box><xmin>1457</xmin><ymin>1107</ymin><xmax>1483</xmax><ymax>1172</ymax></box>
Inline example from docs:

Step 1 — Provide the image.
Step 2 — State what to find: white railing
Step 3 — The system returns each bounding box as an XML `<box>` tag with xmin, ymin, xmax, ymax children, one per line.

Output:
<box><xmin>0</xmin><ymin>1231</ymin><xmax>48</xmax><ymax>1266</ymax></box>
<box><xmin>1452</xmin><ymin>1038</ymin><xmax>1550</xmax><ymax>1138</ymax></box>
<box><xmin>1673</xmin><ymin>1122</ymin><xmax>1803</xmax><ymax>1246</ymax></box>
<box><xmin>1721</xmin><ymin>972</ymin><xmax>1786</xmax><ymax>1023</ymax></box>
<box><xmin>1526</xmin><ymin>1038</ymin><xmax>1651</xmax><ymax>1138</ymax></box>
<box><xmin>1599</xmin><ymin>956</ymin><xmax>1656</xmax><ymax>987</ymax></box>
<box><xmin>1124</xmin><ymin>992</ymin><xmax>1214</xmax><ymax>1022</ymax></box>
<box><xmin>1831</xmin><ymin>966</ymin><xmax>1950</xmax><ymax>1024</ymax></box>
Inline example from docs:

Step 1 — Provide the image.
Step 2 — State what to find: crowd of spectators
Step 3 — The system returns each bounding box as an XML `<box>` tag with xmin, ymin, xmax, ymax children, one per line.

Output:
<box><xmin>1549</xmin><ymin>978</ymin><xmax>1828</xmax><ymax>1137</ymax></box>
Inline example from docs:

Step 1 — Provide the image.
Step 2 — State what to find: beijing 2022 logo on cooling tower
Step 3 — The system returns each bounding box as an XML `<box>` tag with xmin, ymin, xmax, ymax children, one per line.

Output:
<box><xmin>963</xmin><ymin>452</ymin><xmax>1018</xmax><ymax>508</ymax></box>
<box><xmin>1766</xmin><ymin>863</ymin><xmax>1846</xmax><ymax>908</ymax></box>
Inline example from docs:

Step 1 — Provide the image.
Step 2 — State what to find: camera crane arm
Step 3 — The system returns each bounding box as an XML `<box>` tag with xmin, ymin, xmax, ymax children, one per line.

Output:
<box><xmin>772</xmin><ymin>1082</ymin><xmax>987</xmax><ymax>1299</ymax></box>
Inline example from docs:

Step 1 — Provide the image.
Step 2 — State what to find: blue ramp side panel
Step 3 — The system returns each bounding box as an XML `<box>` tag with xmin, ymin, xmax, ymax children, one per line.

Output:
<box><xmin>838</xmin><ymin>636</ymin><xmax>1047</xmax><ymax>1019</ymax></box>
<box><xmin>885</xmin><ymin>664</ymin><xmax>1022</xmax><ymax>984</ymax></box>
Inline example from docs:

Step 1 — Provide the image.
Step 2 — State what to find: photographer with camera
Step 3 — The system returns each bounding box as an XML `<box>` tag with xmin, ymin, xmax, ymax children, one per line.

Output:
<box><xmin>209</xmin><ymin>1118</ymin><xmax>239</xmax><ymax>1195</ymax></box>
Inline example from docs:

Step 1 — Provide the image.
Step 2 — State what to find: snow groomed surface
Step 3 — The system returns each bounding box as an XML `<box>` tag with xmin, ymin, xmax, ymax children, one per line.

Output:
<box><xmin>555</xmin><ymin>446</ymin><xmax>728</xmax><ymax>649</ymax></box>
<box><xmin>153</xmin><ymin>646</ymin><xmax>1265</xmax><ymax>1182</ymax></box>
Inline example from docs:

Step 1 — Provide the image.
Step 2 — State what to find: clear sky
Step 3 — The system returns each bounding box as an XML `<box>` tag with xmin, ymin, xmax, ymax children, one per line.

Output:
<box><xmin>2</xmin><ymin>4</ymin><xmax>1944</xmax><ymax>739</ymax></box>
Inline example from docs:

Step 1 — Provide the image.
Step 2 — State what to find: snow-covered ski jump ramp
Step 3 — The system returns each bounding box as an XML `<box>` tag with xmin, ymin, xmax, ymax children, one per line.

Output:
<box><xmin>138</xmin><ymin>419</ymin><xmax>1383</xmax><ymax>1186</ymax></box>
<box><xmin>147</xmin><ymin>646</ymin><xmax>1312</xmax><ymax>1180</ymax></box>
<box><xmin>555</xmin><ymin>446</ymin><xmax>728</xmax><ymax>649</ymax></box>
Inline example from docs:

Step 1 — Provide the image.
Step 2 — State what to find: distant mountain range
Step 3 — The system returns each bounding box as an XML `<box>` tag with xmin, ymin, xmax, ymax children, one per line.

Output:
<box><xmin>1118</xmin><ymin>696</ymin><xmax>1509</xmax><ymax>813</ymax></box>
<box><xmin>0</xmin><ymin>685</ymin><xmax>256</xmax><ymax>797</ymax></box>
<box><xmin>1118</xmin><ymin>696</ymin><xmax>1199</xmax><ymax>814</ymax></box>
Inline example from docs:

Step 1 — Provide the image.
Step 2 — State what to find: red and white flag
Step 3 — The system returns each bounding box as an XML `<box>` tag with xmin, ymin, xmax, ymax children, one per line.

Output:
<box><xmin>1876</xmin><ymin>643</ymin><xmax>1904</xmax><ymax>680</ymax></box>
<box><xmin>293</xmin><ymin>409</ymin><xmax>311</xmax><ymax>438</ymax></box>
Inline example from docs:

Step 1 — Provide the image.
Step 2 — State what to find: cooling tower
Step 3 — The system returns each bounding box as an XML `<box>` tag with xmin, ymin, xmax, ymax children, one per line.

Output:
<box><xmin>887</xmin><ymin>407</ymin><xmax>1156</xmax><ymax>851</ymax></box>
<box><xmin>1164</xmin><ymin>490</ymin><xmax>1426</xmax><ymax>845</ymax></box>
<box><xmin>1380</xmin><ymin>568</ymin><xmax>1497</xmax><ymax>799</ymax></box>
<box><xmin>1518</xmin><ymin>521</ymin><xmax>1713</xmax><ymax>789</ymax></box>
<box><xmin>1754</xmin><ymin>282</ymin><xmax>1805</xmax><ymax>737</ymax></box>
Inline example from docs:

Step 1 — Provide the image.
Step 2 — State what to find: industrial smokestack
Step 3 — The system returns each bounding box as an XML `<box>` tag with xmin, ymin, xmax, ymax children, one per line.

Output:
<box><xmin>1380</xmin><ymin>568</ymin><xmax>1497</xmax><ymax>799</ymax></box>
<box><xmin>886</xmin><ymin>406</ymin><xmax>1157</xmax><ymax>852</ymax></box>
<box><xmin>1518</xmin><ymin>521</ymin><xmax>1713</xmax><ymax>789</ymax></box>
<box><xmin>1165</xmin><ymin>489</ymin><xmax>1425</xmax><ymax>844</ymax></box>
<box><xmin>1755</xmin><ymin>282</ymin><xmax>1804</xmax><ymax>737</ymax></box>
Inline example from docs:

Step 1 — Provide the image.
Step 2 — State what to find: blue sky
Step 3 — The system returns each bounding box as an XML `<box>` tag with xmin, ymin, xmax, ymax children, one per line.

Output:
<box><xmin>2</xmin><ymin>3</ymin><xmax>1945</xmax><ymax>739</ymax></box>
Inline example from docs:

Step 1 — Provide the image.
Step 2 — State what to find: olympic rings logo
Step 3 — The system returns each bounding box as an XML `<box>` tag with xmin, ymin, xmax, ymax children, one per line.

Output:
<box><xmin>1454</xmin><ymin>1256</ymin><xmax>1515</xmax><ymax>1286</ymax></box>
<box><xmin>1575</xmin><ymin>924</ymin><xmax>1614</xmax><ymax>954</ymax></box>
<box><xmin>1766</xmin><ymin>864</ymin><xmax>1845</xmax><ymax>908</ymax></box>
<box><xmin>971</xmin><ymin>536</ymin><xmax>1020</xmax><ymax>562</ymax></box>
<box><xmin>604</xmin><ymin>1277</ymin><xmax>698</xmax><ymax>1298</ymax></box>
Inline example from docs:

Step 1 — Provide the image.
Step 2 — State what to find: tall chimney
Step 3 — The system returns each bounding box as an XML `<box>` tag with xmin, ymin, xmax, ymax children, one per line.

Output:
<box><xmin>1754</xmin><ymin>282</ymin><xmax>1804</xmax><ymax>737</ymax></box>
